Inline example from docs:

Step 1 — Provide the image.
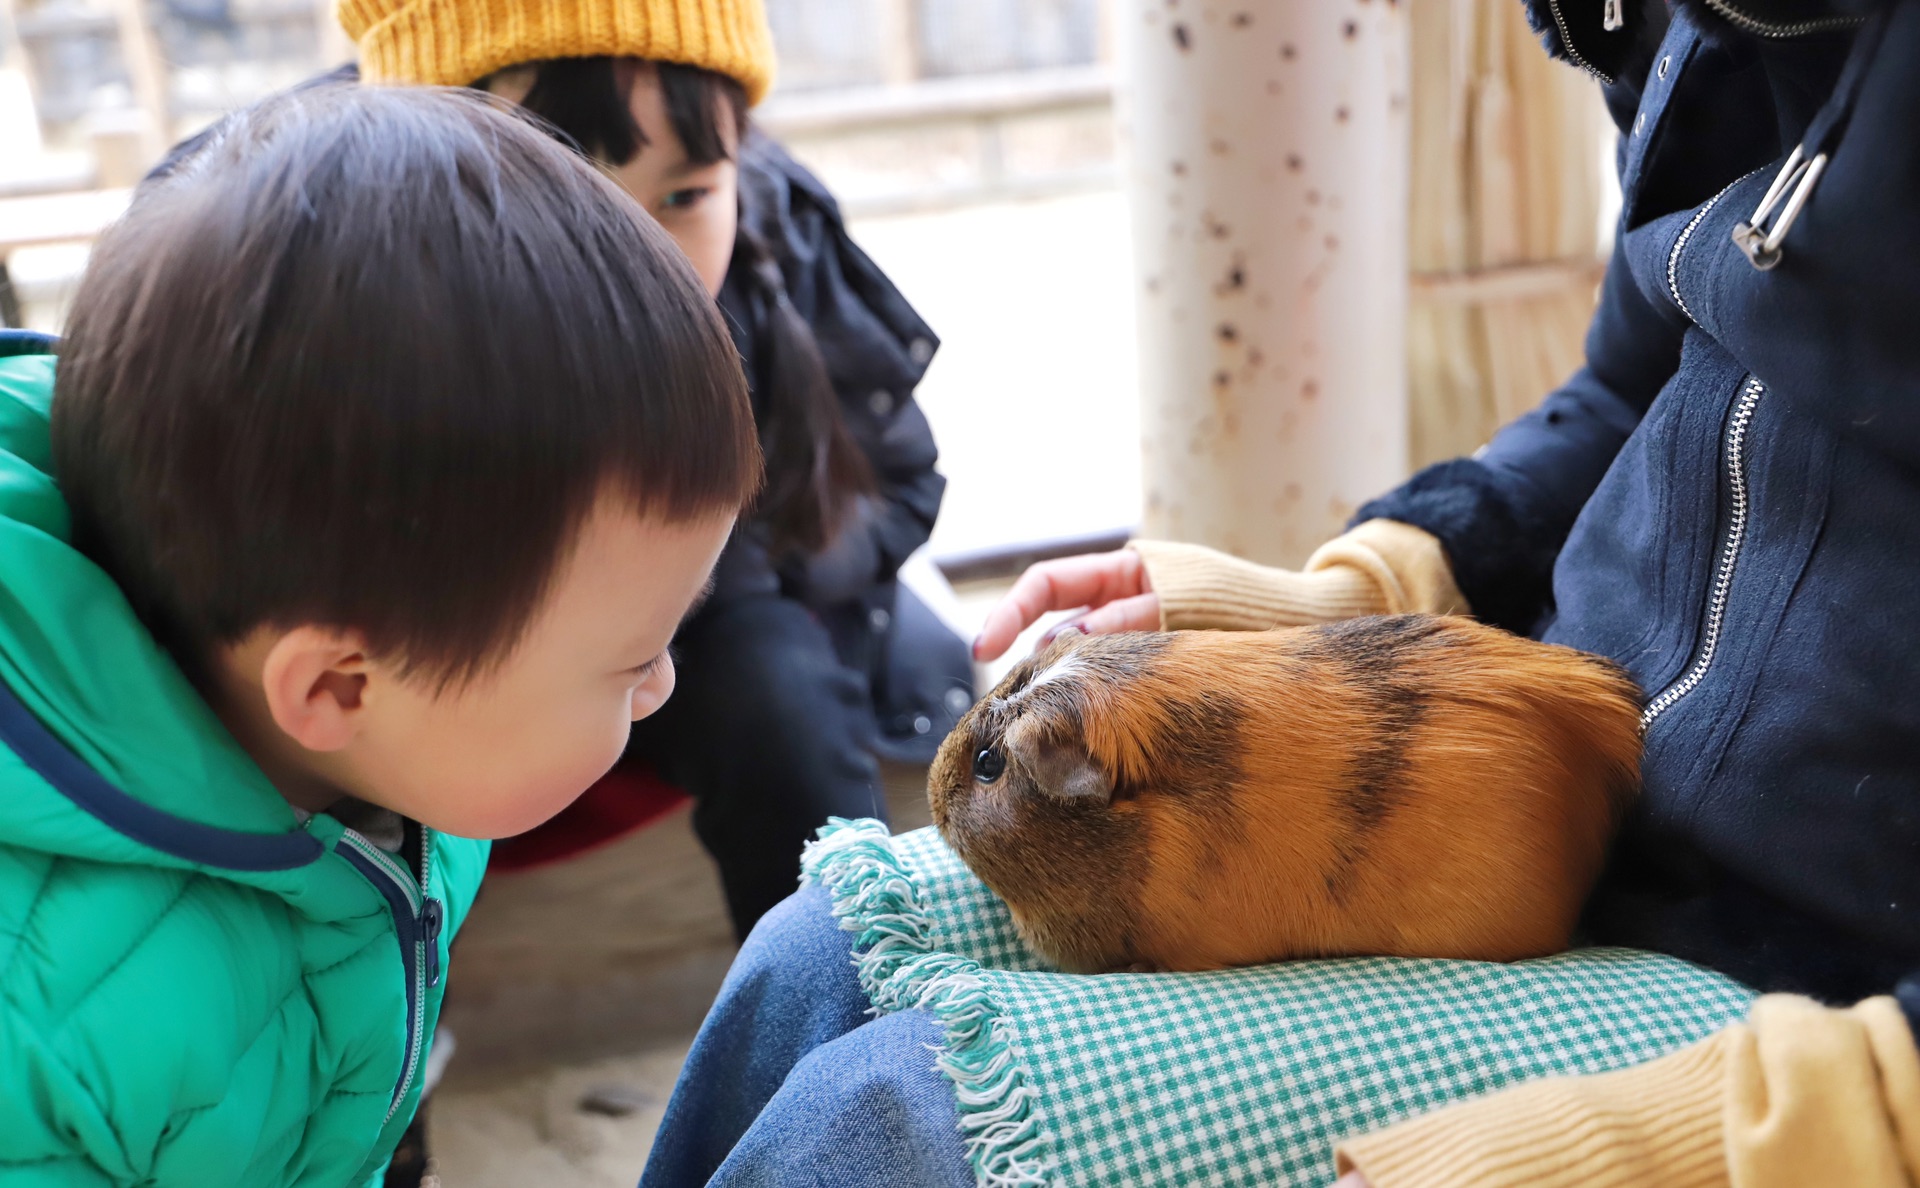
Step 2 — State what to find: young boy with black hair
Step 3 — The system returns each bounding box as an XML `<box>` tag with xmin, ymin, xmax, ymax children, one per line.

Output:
<box><xmin>336</xmin><ymin>0</ymin><xmax>972</xmax><ymax>940</ymax></box>
<box><xmin>0</xmin><ymin>82</ymin><xmax>758</xmax><ymax>1185</ymax></box>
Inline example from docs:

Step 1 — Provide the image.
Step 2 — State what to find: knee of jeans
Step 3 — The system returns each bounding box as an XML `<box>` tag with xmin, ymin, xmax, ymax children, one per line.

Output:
<box><xmin>733</xmin><ymin>884</ymin><xmax>859</xmax><ymax>985</ymax></box>
<box><xmin>707</xmin><ymin>883</ymin><xmax>873</xmax><ymax>1054</ymax></box>
<box><xmin>710</xmin><ymin>1010</ymin><xmax>970</xmax><ymax>1188</ymax></box>
<box><xmin>790</xmin><ymin>1009</ymin><xmax>948</xmax><ymax>1093</ymax></box>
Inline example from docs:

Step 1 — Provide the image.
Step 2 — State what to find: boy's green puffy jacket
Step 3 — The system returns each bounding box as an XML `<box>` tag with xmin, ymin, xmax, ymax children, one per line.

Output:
<box><xmin>0</xmin><ymin>340</ymin><xmax>489</xmax><ymax>1186</ymax></box>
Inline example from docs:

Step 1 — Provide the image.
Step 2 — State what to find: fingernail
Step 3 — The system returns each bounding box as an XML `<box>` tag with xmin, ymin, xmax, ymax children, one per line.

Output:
<box><xmin>1039</xmin><ymin>621</ymin><xmax>1089</xmax><ymax>646</ymax></box>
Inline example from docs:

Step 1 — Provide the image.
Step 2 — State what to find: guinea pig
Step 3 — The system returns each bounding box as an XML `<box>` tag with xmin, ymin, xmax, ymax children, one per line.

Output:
<box><xmin>927</xmin><ymin>615</ymin><xmax>1641</xmax><ymax>974</ymax></box>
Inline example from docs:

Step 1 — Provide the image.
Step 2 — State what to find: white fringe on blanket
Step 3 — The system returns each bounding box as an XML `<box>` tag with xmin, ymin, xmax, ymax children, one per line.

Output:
<box><xmin>802</xmin><ymin>817</ymin><xmax>1055</xmax><ymax>1187</ymax></box>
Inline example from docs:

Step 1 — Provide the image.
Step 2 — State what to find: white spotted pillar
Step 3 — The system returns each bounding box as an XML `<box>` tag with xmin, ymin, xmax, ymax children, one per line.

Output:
<box><xmin>1123</xmin><ymin>0</ymin><xmax>1411</xmax><ymax>567</ymax></box>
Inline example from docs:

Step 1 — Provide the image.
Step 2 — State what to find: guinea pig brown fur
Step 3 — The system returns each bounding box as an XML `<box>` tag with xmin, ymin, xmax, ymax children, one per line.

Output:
<box><xmin>927</xmin><ymin>616</ymin><xmax>1641</xmax><ymax>974</ymax></box>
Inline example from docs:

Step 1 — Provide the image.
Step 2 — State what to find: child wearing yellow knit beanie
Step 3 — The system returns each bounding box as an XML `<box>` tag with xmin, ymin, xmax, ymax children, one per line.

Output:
<box><xmin>336</xmin><ymin>0</ymin><xmax>970</xmax><ymax>1007</ymax></box>
<box><xmin>340</xmin><ymin>0</ymin><xmax>776</xmax><ymax>103</ymax></box>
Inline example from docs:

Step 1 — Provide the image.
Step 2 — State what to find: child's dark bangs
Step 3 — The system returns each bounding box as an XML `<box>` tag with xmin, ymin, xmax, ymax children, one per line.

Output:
<box><xmin>517</xmin><ymin>57</ymin><xmax>744</xmax><ymax>168</ymax></box>
<box><xmin>659</xmin><ymin>62</ymin><xmax>746</xmax><ymax>166</ymax></box>
<box><xmin>518</xmin><ymin>58</ymin><xmax>643</xmax><ymax>164</ymax></box>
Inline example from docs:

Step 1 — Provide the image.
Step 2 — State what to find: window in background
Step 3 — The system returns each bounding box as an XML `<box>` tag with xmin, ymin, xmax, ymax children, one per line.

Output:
<box><xmin>765</xmin><ymin>0</ymin><xmax>1102</xmax><ymax>91</ymax></box>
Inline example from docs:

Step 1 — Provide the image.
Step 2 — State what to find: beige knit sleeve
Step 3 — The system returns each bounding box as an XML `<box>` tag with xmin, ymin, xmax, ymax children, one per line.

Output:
<box><xmin>1129</xmin><ymin>519</ymin><xmax>1469</xmax><ymax>633</ymax></box>
<box><xmin>1333</xmin><ymin>995</ymin><xmax>1920</xmax><ymax>1188</ymax></box>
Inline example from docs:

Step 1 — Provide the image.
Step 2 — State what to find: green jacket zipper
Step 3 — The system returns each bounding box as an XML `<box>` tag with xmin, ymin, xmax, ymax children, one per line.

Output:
<box><xmin>339</xmin><ymin>827</ymin><xmax>442</xmax><ymax>1124</ymax></box>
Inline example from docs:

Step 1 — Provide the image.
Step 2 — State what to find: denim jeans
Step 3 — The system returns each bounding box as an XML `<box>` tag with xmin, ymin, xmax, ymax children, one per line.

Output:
<box><xmin>640</xmin><ymin>885</ymin><xmax>973</xmax><ymax>1187</ymax></box>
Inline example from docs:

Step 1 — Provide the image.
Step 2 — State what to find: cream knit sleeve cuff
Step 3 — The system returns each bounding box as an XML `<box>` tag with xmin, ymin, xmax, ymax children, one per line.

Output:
<box><xmin>1335</xmin><ymin>1030</ymin><xmax>1732</xmax><ymax>1188</ymax></box>
<box><xmin>1305</xmin><ymin>519</ymin><xmax>1470</xmax><ymax>618</ymax></box>
<box><xmin>1129</xmin><ymin>519</ymin><xmax>1468</xmax><ymax>633</ymax></box>
<box><xmin>1336</xmin><ymin>995</ymin><xmax>1920</xmax><ymax>1188</ymax></box>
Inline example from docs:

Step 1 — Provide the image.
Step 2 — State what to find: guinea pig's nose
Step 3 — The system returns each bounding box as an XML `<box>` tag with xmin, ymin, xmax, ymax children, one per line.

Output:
<box><xmin>973</xmin><ymin>744</ymin><xmax>1006</xmax><ymax>783</ymax></box>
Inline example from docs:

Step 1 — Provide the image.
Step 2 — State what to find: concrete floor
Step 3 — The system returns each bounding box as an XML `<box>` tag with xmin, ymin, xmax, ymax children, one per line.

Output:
<box><xmin>429</xmin><ymin>1042</ymin><xmax>689</xmax><ymax>1188</ymax></box>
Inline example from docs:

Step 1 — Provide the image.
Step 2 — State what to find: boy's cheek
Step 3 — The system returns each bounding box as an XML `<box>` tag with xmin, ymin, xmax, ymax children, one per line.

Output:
<box><xmin>392</xmin><ymin>766</ymin><xmax>604</xmax><ymax>839</ymax></box>
<box><xmin>354</xmin><ymin>712</ymin><xmax>629</xmax><ymax>839</ymax></box>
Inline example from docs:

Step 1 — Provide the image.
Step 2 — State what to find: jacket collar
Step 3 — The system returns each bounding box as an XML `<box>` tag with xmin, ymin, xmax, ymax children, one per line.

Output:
<box><xmin>1521</xmin><ymin>0</ymin><xmax>1649</xmax><ymax>82</ymax></box>
<box><xmin>1522</xmin><ymin>0</ymin><xmax>1867</xmax><ymax>82</ymax></box>
<box><xmin>0</xmin><ymin>677</ymin><xmax>321</xmax><ymax>870</ymax></box>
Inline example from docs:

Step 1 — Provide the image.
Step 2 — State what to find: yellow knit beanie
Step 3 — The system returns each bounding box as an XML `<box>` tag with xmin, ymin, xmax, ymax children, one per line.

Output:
<box><xmin>339</xmin><ymin>0</ymin><xmax>776</xmax><ymax>105</ymax></box>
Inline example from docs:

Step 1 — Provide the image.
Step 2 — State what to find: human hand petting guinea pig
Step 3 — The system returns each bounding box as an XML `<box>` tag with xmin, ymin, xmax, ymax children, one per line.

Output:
<box><xmin>930</xmin><ymin>616</ymin><xmax>1642</xmax><ymax>975</ymax></box>
<box><xmin>975</xmin><ymin>524</ymin><xmax>1472</xmax><ymax>663</ymax></box>
<box><xmin>971</xmin><ymin>548</ymin><xmax>1159</xmax><ymax>662</ymax></box>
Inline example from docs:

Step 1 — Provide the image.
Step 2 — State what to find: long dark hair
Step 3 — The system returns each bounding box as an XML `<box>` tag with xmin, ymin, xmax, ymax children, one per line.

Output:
<box><xmin>505</xmin><ymin>56</ymin><xmax>872</xmax><ymax>558</ymax></box>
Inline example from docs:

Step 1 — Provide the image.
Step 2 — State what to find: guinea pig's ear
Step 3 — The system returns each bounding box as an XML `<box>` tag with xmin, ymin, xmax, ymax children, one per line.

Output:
<box><xmin>1005</xmin><ymin>717</ymin><xmax>1113</xmax><ymax>804</ymax></box>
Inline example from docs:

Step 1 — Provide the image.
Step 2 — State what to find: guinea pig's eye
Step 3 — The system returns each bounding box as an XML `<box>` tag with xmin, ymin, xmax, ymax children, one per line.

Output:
<box><xmin>973</xmin><ymin>744</ymin><xmax>1006</xmax><ymax>784</ymax></box>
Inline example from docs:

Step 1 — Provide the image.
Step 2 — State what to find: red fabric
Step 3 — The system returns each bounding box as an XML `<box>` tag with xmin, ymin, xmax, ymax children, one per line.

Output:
<box><xmin>489</xmin><ymin>761</ymin><xmax>691</xmax><ymax>873</ymax></box>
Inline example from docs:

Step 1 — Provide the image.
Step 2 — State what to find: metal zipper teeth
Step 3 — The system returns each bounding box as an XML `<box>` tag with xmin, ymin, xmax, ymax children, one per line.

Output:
<box><xmin>384</xmin><ymin>830</ymin><xmax>435</xmax><ymax>1123</ymax></box>
<box><xmin>1553</xmin><ymin>0</ymin><xmax>1859</xmax><ymax>94</ymax></box>
<box><xmin>340</xmin><ymin>829</ymin><xmax>432</xmax><ymax>1122</ymax></box>
<box><xmin>1641</xmin><ymin>376</ymin><xmax>1766</xmax><ymax>731</ymax></box>
<box><xmin>1667</xmin><ymin>170</ymin><xmax>1764</xmax><ymax>323</ymax></box>
<box><xmin>1701</xmin><ymin>0</ymin><xmax>1864</xmax><ymax>38</ymax></box>
<box><xmin>1545</xmin><ymin>0</ymin><xmax>1615</xmax><ymax>83</ymax></box>
<box><xmin>341</xmin><ymin>830</ymin><xmax>422</xmax><ymax>911</ymax></box>
<box><xmin>419</xmin><ymin>828</ymin><xmax>434</xmax><ymax>910</ymax></box>
<box><xmin>385</xmin><ymin>938</ymin><xmax>429</xmax><ymax>1123</ymax></box>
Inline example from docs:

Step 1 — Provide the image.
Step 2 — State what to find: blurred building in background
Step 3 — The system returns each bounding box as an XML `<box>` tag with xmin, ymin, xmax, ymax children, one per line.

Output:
<box><xmin>0</xmin><ymin>0</ymin><xmax>1114</xmax><ymax>187</ymax></box>
<box><xmin>773</xmin><ymin>0</ymin><xmax>1101</xmax><ymax>88</ymax></box>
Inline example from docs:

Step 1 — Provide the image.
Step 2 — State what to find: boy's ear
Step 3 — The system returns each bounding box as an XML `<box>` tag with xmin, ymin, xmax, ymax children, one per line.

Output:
<box><xmin>258</xmin><ymin>626</ymin><xmax>373</xmax><ymax>754</ymax></box>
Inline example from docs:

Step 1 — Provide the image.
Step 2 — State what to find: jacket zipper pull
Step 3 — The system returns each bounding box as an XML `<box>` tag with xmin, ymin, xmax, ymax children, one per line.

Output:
<box><xmin>1603</xmin><ymin>0</ymin><xmax>1625</xmax><ymax>31</ymax></box>
<box><xmin>422</xmin><ymin>898</ymin><xmax>445</xmax><ymax>988</ymax></box>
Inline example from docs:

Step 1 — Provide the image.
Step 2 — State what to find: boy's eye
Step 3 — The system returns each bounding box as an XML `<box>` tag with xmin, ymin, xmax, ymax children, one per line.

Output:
<box><xmin>662</xmin><ymin>188</ymin><xmax>710</xmax><ymax>211</ymax></box>
<box><xmin>624</xmin><ymin>654</ymin><xmax>666</xmax><ymax>679</ymax></box>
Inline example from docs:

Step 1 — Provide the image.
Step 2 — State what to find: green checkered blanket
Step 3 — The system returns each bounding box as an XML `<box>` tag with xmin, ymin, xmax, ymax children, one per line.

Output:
<box><xmin>801</xmin><ymin>818</ymin><xmax>1757</xmax><ymax>1188</ymax></box>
